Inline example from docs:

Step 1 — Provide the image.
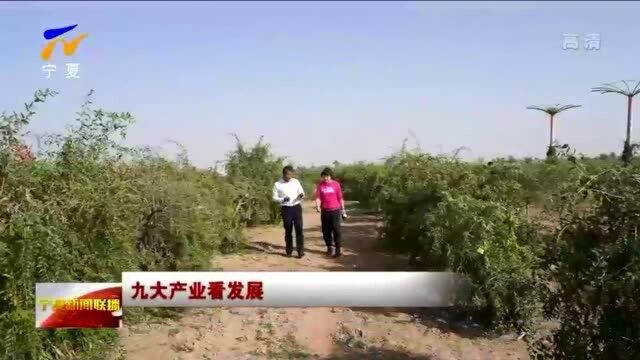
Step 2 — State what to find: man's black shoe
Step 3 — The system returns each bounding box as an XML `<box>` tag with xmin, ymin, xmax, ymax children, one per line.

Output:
<box><xmin>333</xmin><ymin>251</ymin><xmax>341</xmax><ymax>258</ymax></box>
<box><xmin>326</xmin><ymin>247</ymin><xmax>334</xmax><ymax>256</ymax></box>
<box><xmin>286</xmin><ymin>252</ymin><xmax>293</xmax><ymax>257</ymax></box>
<box><xmin>297</xmin><ymin>253</ymin><xmax>305</xmax><ymax>259</ymax></box>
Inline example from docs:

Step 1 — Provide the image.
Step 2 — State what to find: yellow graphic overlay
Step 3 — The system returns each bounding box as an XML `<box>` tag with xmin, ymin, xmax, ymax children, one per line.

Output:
<box><xmin>41</xmin><ymin>33</ymin><xmax>89</xmax><ymax>61</ymax></box>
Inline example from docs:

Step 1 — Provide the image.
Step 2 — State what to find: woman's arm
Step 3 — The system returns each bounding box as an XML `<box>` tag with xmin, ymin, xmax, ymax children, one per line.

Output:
<box><xmin>314</xmin><ymin>184</ymin><xmax>322</xmax><ymax>212</ymax></box>
<box><xmin>337</xmin><ymin>182</ymin><xmax>345</xmax><ymax>211</ymax></box>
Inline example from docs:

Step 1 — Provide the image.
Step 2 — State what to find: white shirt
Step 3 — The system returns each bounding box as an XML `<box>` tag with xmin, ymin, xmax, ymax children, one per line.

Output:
<box><xmin>272</xmin><ymin>178</ymin><xmax>305</xmax><ymax>207</ymax></box>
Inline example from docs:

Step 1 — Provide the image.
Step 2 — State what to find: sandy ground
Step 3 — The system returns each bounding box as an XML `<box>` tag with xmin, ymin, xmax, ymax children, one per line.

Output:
<box><xmin>121</xmin><ymin>204</ymin><xmax>530</xmax><ymax>360</ymax></box>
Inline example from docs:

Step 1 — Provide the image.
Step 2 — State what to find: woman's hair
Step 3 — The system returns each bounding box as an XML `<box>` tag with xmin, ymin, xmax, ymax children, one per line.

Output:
<box><xmin>320</xmin><ymin>167</ymin><xmax>333</xmax><ymax>177</ymax></box>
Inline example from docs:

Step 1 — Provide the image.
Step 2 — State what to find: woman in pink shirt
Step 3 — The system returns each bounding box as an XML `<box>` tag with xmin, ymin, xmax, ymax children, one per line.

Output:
<box><xmin>315</xmin><ymin>167</ymin><xmax>347</xmax><ymax>257</ymax></box>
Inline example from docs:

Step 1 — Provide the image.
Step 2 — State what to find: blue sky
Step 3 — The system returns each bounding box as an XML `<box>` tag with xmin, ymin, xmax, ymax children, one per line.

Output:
<box><xmin>1</xmin><ymin>1</ymin><xmax>639</xmax><ymax>168</ymax></box>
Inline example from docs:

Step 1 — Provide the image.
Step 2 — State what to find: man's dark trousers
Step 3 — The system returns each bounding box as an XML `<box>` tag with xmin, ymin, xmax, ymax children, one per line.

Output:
<box><xmin>282</xmin><ymin>204</ymin><xmax>304</xmax><ymax>256</ymax></box>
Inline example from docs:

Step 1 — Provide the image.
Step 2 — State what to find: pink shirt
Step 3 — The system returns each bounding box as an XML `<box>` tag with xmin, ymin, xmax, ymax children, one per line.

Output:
<box><xmin>315</xmin><ymin>180</ymin><xmax>344</xmax><ymax>210</ymax></box>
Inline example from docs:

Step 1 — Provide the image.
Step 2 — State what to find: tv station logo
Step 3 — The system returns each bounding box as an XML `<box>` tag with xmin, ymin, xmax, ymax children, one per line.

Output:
<box><xmin>41</xmin><ymin>24</ymin><xmax>88</xmax><ymax>79</ymax></box>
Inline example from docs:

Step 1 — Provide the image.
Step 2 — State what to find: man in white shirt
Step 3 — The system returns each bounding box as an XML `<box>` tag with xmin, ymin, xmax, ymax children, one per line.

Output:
<box><xmin>272</xmin><ymin>165</ymin><xmax>305</xmax><ymax>258</ymax></box>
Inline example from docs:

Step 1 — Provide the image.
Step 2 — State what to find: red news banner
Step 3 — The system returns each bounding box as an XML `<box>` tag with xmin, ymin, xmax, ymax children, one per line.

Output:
<box><xmin>37</xmin><ymin>272</ymin><xmax>468</xmax><ymax>328</ymax></box>
<box><xmin>35</xmin><ymin>283</ymin><xmax>122</xmax><ymax>329</ymax></box>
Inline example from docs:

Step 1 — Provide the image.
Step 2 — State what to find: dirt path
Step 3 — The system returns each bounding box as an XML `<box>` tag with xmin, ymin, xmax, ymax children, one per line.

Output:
<box><xmin>121</xmin><ymin>204</ymin><xmax>529</xmax><ymax>360</ymax></box>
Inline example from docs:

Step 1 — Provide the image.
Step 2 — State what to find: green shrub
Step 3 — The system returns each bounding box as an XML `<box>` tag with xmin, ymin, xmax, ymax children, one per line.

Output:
<box><xmin>335</xmin><ymin>163</ymin><xmax>388</xmax><ymax>209</ymax></box>
<box><xmin>336</xmin><ymin>146</ymin><xmax>640</xmax><ymax>358</ymax></box>
<box><xmin>295</xmin><ymin>167</ymin><xmax>322</xmax><ymax>197</ymax></box>
<box><xmin>370</xmin><ymin>152</ymin><xmax>542</xmax><ymax>330</ymax></box>
<box><xmin>224</xmin><ymin>135</ymin><xmax>284</xmax><ymax>226</ymax></box>
<box><xmin>530</xmin><ymin>162</ymin><xmax>640</xmax><ymax>359</ymax></box>
<box><xmin>0</xmin><ymin>90</ymin><xmax>254</xmax><ymax>359</ymax></box>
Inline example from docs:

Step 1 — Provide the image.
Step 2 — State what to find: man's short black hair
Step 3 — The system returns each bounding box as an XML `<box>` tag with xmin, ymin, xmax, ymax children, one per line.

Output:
<box><xmin>320</xmin><ymin>167</ymin><xmax>333</xmax><ymax>177</ymax></box>
<box><xmin>283</xmin><ymin>165</ymin><xmax>294</xmax><ymax>174</ymax></box>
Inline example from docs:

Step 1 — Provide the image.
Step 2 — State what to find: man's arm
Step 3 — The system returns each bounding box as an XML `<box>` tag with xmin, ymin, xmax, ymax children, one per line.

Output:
<box><xmin>297</xmin><ymin>179</ymin><xmax>305</xmax><ymax>199</ymax></box>
<box><xmin>272</xmin><ymin>183</ymin><xmax>284</xmax><ymax>203</ymax></box>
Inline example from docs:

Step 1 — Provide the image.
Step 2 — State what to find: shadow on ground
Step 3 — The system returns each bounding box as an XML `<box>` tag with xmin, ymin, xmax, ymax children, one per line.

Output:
<box><xmin>326</xmin><ymin>346</ymin><xmax>433</xmax><ymax>360</ymax></box>
<box><xmin>243</xmin><ymin>241</ymin><xmax>294</xmax><ymax>257</ymax></box>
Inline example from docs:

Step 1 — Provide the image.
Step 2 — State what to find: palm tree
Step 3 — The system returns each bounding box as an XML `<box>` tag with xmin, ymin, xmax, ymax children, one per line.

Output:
<box><xmin>526</xmin><ymin>104</ymin><xmax>581</xmax><ymax>158</ymax></box>
<box><xmin>591</xmin><ymin>80</ymin><xmax>640</xmax><ymax>165</ymax></box>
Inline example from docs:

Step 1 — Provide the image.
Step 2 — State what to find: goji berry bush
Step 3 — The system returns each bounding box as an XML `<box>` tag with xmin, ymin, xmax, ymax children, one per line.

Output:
<box><xmin>335</xmin><ymin>147</ymin><xmax>640</xmax><ymax>359</ymax></box>
<box><xmin>0</xmin><ymin>90</ymin><xmax>284</xmax><ymax>359</ymax></box>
